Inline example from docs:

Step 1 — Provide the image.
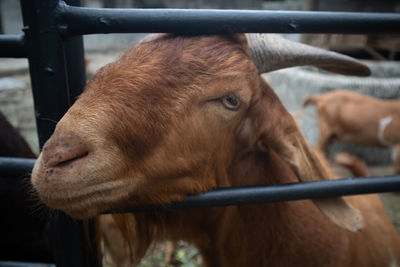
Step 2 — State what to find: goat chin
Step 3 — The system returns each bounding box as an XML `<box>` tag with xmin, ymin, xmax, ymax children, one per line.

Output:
<box><xmin>31</xmin><ymin>34</ymin><xmax>400</xmax><ymax>266</ymax></box>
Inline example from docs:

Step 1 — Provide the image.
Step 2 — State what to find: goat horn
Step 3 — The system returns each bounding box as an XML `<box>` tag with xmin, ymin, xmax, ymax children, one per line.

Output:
<box><xmin>247</xmin><ymin>34</ymin><xmax>371</xmax><ymax>76</ymax></box>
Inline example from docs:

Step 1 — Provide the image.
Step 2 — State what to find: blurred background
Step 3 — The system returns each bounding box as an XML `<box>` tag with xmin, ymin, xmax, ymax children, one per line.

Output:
<box><xmin>0</xmin><ymin>1</ymin><xmax>399</xmax><ymax>266</ymax></box>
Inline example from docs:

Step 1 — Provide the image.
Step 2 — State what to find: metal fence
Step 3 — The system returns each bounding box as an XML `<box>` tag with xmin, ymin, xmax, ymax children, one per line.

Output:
<box><xmin>1</xmin><ymin>0</ymin><xmax>400</xmax><ymax>266</ymax></box>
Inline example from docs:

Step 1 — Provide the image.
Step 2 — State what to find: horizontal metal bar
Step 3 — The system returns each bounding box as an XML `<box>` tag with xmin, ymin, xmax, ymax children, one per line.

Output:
<box><xmin>0</xmin><ymin>157</ymin><xmax>35</xmax><ymax>177</ymax></box>
<box><xmin>0</xmin><ymin>262</ymin><xmax>55</xmax><ymax>267</ymax></box>
<box><xmin>57</xmin><ymin>3</ymin><xmax>400</xmax><ymax>36</ymax></box>
<box><xmin>114</xmin><ymin>175</ymin><xmax>400</xmax><ymax>213</ymax></box>
<box><xmin>0</xmin><ymin>34</ymin><xmax>26</xmax><ymax>58</ymax></box>
<box><xmin>2</xmin><ymin>158</ymin><xmax>398</xmax><ymax>211</ymax></box>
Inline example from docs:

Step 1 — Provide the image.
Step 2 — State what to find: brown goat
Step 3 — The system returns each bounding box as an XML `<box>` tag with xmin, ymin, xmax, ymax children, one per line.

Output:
<box><xmin>31</xmin><ymin>34</ymin><xmax>400</xmax><ymax>266</ymax></box>
<box><xmin>303</xmin><ymin>89</ymin><xmax>400</xmax><ymax>174</ymax></box>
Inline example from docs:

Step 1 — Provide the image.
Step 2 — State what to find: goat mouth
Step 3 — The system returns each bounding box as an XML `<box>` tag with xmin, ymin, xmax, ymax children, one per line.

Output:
<box><xmin>38</xmin><ymin>180</ymin><xmax>134</xmax><ymax>218</ymax></box>
<box><xmin>31</xmin><ymin>158</ymin><xmax>88</xmax><ymax>199</ymax></box>
<box><xmin>32</xmin><ymin>149</ymin><xmax>90</xmax><ymax>189</ymax></box>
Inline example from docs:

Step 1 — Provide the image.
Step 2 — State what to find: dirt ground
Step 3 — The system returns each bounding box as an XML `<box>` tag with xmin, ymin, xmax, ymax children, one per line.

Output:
<box><xmin>1</xmin><ymin>53</ymin><xmax>399</xmax><ymax>267</ymax></box>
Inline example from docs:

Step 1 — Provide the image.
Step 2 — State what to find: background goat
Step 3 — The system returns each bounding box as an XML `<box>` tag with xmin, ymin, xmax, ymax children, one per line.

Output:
<box><xmin>0</xmin><ymin>111</ymin><xmax>53</xmax><ymax>262</ymax></box>
<box><xmin>334</xmin><ymin>151</ymin><xmax>369</xmax><ymax>178</ymax></box>
<box><xmin>31</xmin><ymin>34</ymin><xmax>400</xmax><ymax>266</ymax></box>
<box><xmin>303</xmin><ymin>89</ymin><xmax>400</xmax><ymax>174</ymax></box>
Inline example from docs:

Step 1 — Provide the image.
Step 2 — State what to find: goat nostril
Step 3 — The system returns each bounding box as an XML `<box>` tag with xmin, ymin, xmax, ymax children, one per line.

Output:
<box><xmin>42</xmin><ymin>142</ymin><xmax>90</xmax><ymax>169</ymax></box>
<box><xmin>40</xmin><ymin>132</ymin><xmax>90</xmax><ymax>169</ymax></box>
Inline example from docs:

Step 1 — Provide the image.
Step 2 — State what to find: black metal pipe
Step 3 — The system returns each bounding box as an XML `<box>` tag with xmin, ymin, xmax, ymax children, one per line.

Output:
<box><xmin>112</xmin><ymin>175</ymin><xmax>400</xmax><ymax>213</ymax></box>
<box><xmin>20</xmin><ymin>0</ymin><xmax>71</xmax><ymax>147</ymax></box>
<box><xmin>2</xmin><ymin>157</ymin><xmax>399</xmax><ymax>211</ymax></box>
<box><xmin>65</xmin><ymin>35</ymin><xmax>86</xmax><ymax>104</ymax></box>
<box><xmin>56</xmin><ymin>3</ymin><xmax>400</xmax><ymax>36</ymax></box>
<box><xmin>0</xmin><ymin>34</ymin><xmax>26</xmax><ymax>58</ymax></box>
<box><xmin>63</xmin><ymin>0</ymin><xmax>87</xmax><ymax>104</ymax></box>
<box><xmin>0</xmin><ymin>157</ymin><xmax>35</xmax><ymax>177</ymax></box>
<box><xmin>20</xmin><ymin>0</ymin><xmax>99</xmax><ymax>266</ymax></box>
<box><xmin>0</xmin><ymin>262</ymin><xmax>54</xmax><ymax>267</ymax></box>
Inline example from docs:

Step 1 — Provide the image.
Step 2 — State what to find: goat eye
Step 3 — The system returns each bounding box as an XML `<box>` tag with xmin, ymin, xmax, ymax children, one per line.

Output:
<box><xmin>222</xmin><ymin>94</ymin><xmax>240</xmax><ymax>110</ymax></box>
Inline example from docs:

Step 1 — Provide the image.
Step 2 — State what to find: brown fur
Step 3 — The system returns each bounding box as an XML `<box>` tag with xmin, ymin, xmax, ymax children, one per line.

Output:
<box><xmin>99</xmin><ymin>214</ymin><xmax>133</xmax><ymax>267</ymax></box>
<box><xmin>31</xmin><ymin>35</ymin><xmax>400</xmax><ymax>266</ymax></box>
<box><xmin>303</xmin><ymin>90</ymin><xmax>400</xmax><ymax>174</ymax></box>
<box><xmin>334</xmin><ymin>152</ymin><xmax>369</xmax><ymax>177</ymax></box>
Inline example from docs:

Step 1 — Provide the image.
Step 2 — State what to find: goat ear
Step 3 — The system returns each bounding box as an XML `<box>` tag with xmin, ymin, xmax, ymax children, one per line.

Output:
<box><xmin>252</xmin><ymin>79</ymin><xmax>364</xmax><ymax>232</ymax></box>
<box><xmin>266</xmin><ymin>132</ymin><xmax>364</xmax><ymax>232</ymax></box>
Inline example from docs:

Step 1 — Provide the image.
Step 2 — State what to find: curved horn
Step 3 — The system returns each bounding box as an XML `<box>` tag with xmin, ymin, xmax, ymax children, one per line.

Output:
<box><xmin>247</xmin><ymin>34</ymin><xmax>371</xmax><ymax>76</ymax></box>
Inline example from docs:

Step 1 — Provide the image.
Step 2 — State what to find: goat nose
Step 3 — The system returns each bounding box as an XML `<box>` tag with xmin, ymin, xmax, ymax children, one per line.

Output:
<box><xmin>41</xmin><ymin>132</ymin><xmax>89</xmax><ymax>169</ymax></box>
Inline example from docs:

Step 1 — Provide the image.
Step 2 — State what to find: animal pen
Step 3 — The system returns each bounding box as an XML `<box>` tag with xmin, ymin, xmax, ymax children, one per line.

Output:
<box><xmin>0</xmin><ymin>0</ymin><xmax>400</xmax><ymax>266</ymax></box>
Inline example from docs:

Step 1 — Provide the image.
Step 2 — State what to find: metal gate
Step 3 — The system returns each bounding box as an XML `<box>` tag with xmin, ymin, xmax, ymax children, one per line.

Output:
<box><xmin>1</xmin><ymin>1</ymin><xmax>400</xmax><ymax>266</ymax></box>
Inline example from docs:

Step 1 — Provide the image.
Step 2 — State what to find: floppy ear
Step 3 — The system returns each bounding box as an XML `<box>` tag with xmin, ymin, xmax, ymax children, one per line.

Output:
<box><xmin>250</xmin><ymin>78</ymin><xmax>364</xmax><ymax>232</ymax></box>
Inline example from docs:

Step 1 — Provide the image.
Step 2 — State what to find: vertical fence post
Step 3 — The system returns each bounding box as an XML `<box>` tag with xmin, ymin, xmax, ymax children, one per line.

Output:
<box><xmin>20</xmin><ymin>0</ymin><xmax>70</xmax><ymax>145</ymax></box>
<box><xmin>20</xmin><ymin>0</ymin><xmax>100</xmax><ymax>266</ymax></box>
<box><xmin>64</xmin><ymin>0</ymin><xmax>87</xmax><ymax>103</ymax></box>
